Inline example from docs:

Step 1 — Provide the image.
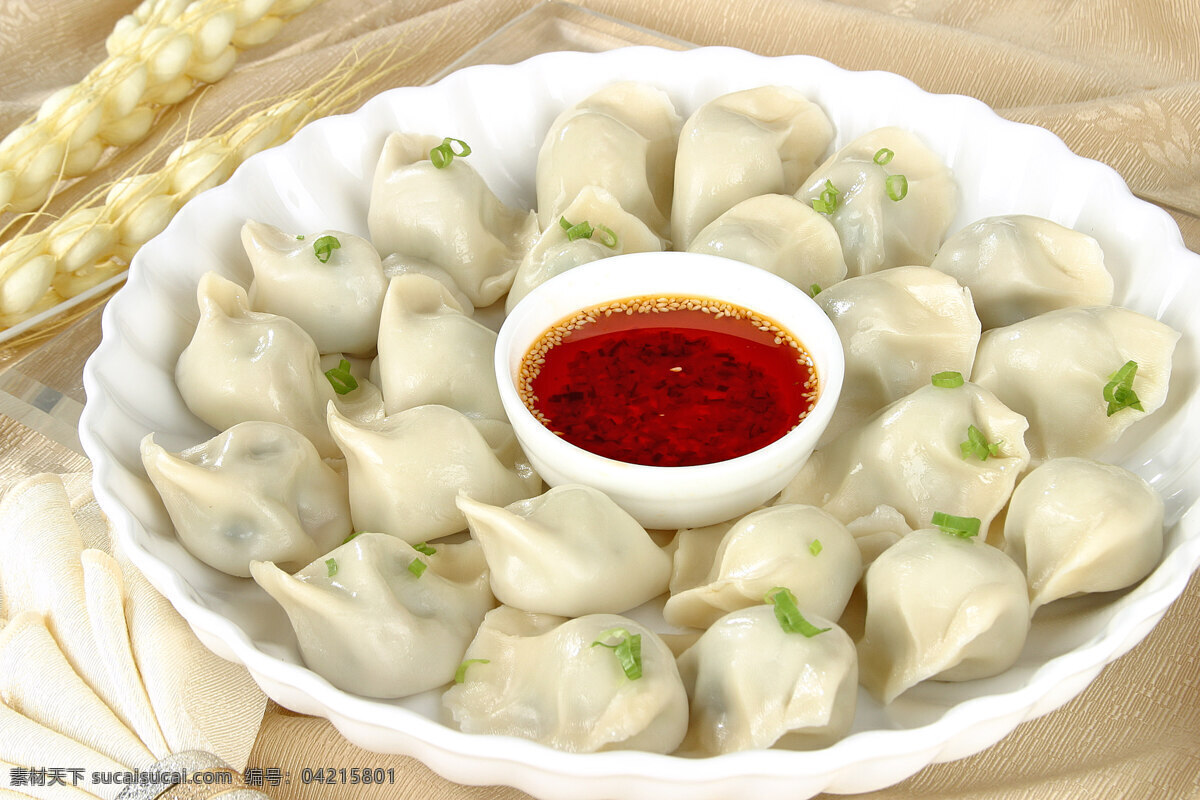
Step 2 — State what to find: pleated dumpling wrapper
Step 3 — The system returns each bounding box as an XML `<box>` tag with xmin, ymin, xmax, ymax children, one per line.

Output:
<box><xmin>141</xmin><ymin>421</ymin><xmax>351</xmax><ymax>577</ymax></box>
<box><xmin>506</xmin><ymin>185</ymin><xmax>664</xmax><ymax>313</ymax></box>
<box><xmin>368</xmin><ymin>131</ymin><xmax>537</xmax><ymax>307</ymax></box>
<box><xmin>814</xmin><ymin>266</ymin><xmax>981</xmax><ymax>443</ymax></box>
<box><xmin>327</xmin><ymin>403</ymin><xmax>541</xmax><ymax>543</ymax></box>
<box><xmin>857</xmin><ymin>529</ymin><xmax>1031</xmax><ymax>703</ymax></box>
<box><xmin>929</xmin><ymin>214</ymin><xmax>1113</xmax><ymax>330</ymax></box>
<box><xmin>1002</xmin><ymin>457</ymin><xmax>1164</xmax><ymax>612</ymax></box>
<box><xmin>251</xmin><ymin>533</ymin><xmax>495</xmax><ymax>699</ymax></box>
<box><xmin>685</xmin><ymin>192</ymin><xmax>847</xmax><ymax>292</ymax></box>
<box><xmin>971</xmin><ymin>305</ymin><xmax>1179</xmax><ymax>463</ymax></box>
<box><xmin>780</xmin><ymin>380</ymin><xmax>1030</xmax><ymax>535</ymax></box>
<box><xmin>455</xmin><ymin>484</ymin><xmax>671</xmax><ymax>617</ymax></box>
<box><xmin>375</xmin><ymin>272</ymin><xmax>504</xmax><ymax>420</ymax></box>
<box><xmin>175</xmin><ymin>271</ymin><xmax>382</xmax><ymax>458</ymax></box>
<box><xmin>797</xmin><ymin>127</ymin><xmax>957</xmax><ymax>276</ymax></box>
<box><xmin>536</xmin><ymin>82</ymin><xmax>681</xmax><ymax>242</ymax></box>
<box><xmin>443</xmin><ymin>607</ymin><xmax>688</xmax><ymax>754</ymax></box>
<box><xmin>664</xmin><ymin>504</ymin><xmax>862</xmax><ymax>630</ymax></box>
<box><xmin>243</xmin><ymin>219</ymin><xmax>388</xmax><ymax>356</ymax></box>
<box><xmin>676</xmin><ymin>598</ymin><xmax>857</xmax><ymax>755</ymax></box>
<box><xmin>672</xmin><ymin>85</ymin><xmax>834</xmax><ymax>249</ymax></box>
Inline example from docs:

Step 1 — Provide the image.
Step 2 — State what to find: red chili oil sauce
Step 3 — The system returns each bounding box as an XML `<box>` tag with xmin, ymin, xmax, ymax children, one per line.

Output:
<box><xmin>518</xmin><ymin>295</ymin><xmax>818</xmax><ymax>467</ymax></box>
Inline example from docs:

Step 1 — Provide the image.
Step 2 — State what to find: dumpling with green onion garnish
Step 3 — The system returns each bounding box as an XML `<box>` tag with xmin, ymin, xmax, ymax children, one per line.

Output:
<box><xmin>676</xmin><ymin>593</ymin><xmax>857</xmax><ymax>755</ymax></box>
<box><xmin>685</xmin><ymin>193</ymin><xmax>847</xmax><ymax>292</ymax></box>
<box><xmin>857</xmin><ymin>527</ymin><xmax>1030</xmax><ymax>703</ymax></box>
<box><xmin>813</xmin><ymin>266</ymin><xmax>981</xmax><ymax>443</ymax></box>
<box><xmin>929</xmin><ymin>215</ymin><xmax>1114</xmax><ymax>330</ymax></box>
<box><xmin>672</xmin><ymin>86</ymin><xmax>834</xmax><ymax>250</ymax></box>
<box><xmin>251</xmin><ymin>533</ymin><xmax>495</xmax><ymax>699</ymax></box>
<box><xmin>326</xmin><ymin>403</ymin><xmax>542</xmax><ymax>544</ymax></box>
<box><xmin>971</xmin><ymin>305</ymin><xmax>1179</xmax><ymax>463</ymax></box>
<box><xmin>175</xmin><ymin>272</ymin><xmax>383</xmax><ymax>458</ymax></box>
<box><xmin>443</xmin><ymin>607</ymin><xmax>688</xmax><ymax>754</ymax></box>
<box><xmin>242</xmin><ymin>220</ymin><xmax>388</xmax><ymax>357</ymax></box>
<box><xmin>375</xmin><ymin>273</ymin><xmax>505</xmax><ymax>420</ymax></box>
<box><xmin>141</xmin><ymin>421</ymin><xmax>351</xmax><ymax>577</ymax></box>
<box><xmin>663</xmin><ymin>504</ymin><xmax>861</xmax><ymax>630</ymax></box>
<box><xmin>536</xmin><ymin>82</ymin><xmax>681</xmax><ymax>243</ymax></box>
<box><xmin>797</xmin><ymin>127</ymin><xmax>957</xmax><ymax>276</ymax></box>
<box><xmin>368</xmin><ymin>131</ymin><xmax>537</xmax><ymax>308</ymax></box>
<box><xmin>779</xmin><ymin>380</ymin><xmax>1030</xmax><ymax>535</ymax></box>
<box><xmin>455</xmin><ymin>483</ymin><xmax>671</xmax><ymax>617</ymax></box>
<box><xmin>505</xmin><ymin>185</ymin><xmax>664</xmax><ymax>313</ymax></box>
<box><xmin>1002</xmin><ymin>457</ymin><xmax>1164</xmax><ymax>613</ymax></box>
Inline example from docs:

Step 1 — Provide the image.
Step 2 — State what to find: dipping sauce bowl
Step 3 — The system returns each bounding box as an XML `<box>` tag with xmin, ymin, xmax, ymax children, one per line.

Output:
<box><xmin>496</xmin><ymin>251</ymin><xmax>844</xmax><ymax>529</ymax></box>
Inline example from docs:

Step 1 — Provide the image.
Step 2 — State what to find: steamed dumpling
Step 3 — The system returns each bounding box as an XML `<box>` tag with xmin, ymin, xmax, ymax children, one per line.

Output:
<box><xmin>815</xmin><ymin>266</ymin><xmax>981</xmax><ymax>441</ymax></box>
<box><xmin>251</xmin><ymin>533</ymin><xmax>494</xmax><ymax>698</ymax></box>
<box><xmin>505</xmin><ymin>185</ymin><xmax>663</xmax><ymax>313</ymax></box>
<box><xmin>175</xmin><ymin>272</ymin><xmax>380</xmax><ymax>458</ymax></box>
<box><xmin>664</xmin><ymin>504</ymin><xmax>862</xmax><ymax>630</ymax></box>
<box><xmin>844</xmin><ymin>505</ymin><xmax>912</xmax><ymax>565</ymax></box>
<box><xmin>443</xmin><ymin>607</ymin><xmax>688</xmax><ymax>753</ymax></box>
<box><xmin>1002</xmin><ymin>457</ymin><xmax>1164</xmax><ymax>612</ymax></box>
<box><xmin>368</xmin><ymin>131</ymin><xmax>537</xmax><ymax>307</ymax></box>
<box><xmin>456</xmin><ymin>484</ymin><xmax>670</xmax><ymax>617</ymax></box>
<box><xmin>672</xmin><ymin>86</ymin><xmax>834</xmax><ymax>249</ymax></box>
<box><xmin>375</xmin><ymin>273</ymin><xmax>504</xmax><ymax>419</ymax></box>
<box><xmin>857</xmin><ymin>529</ymin><xmax>1030</xmax><ymax>703</ymax></box>
<box><xmin>535</xmin><ymin>82</ymin><xmax>681</xmax><ymax>241</ymax></box>
<box><xmin>243</xmin><ymin>220</ymin><xmax>387</xmax><ymax>356</ymax></box>
<box><xmin>326</xmin><ymin>403</ymin><xmax>541</xmax><ymax>543</ymax></box>
<box><xmin>141</xmin><ymin>421</ymin><xmax>351</xmax><ymax>577</ymax></box>
<box><xmin>798</xmin><ymin>127</ymin><xmax>957</xmax><ymax>276</ymax></box>
<box><xmin>677</xmin><ymin>605</ymin><xmax>857</xmax><ymax>755</ymax></box>
<box><xmin>685</xmin><ymin>193</ymin><xmax>847</xmax><ymax>291</ymax></box>
<box><xmin>381</xmin><ymin>253</ymin><xmax>475</xmax><ymax>314</ymax></box>
<box><xmin>780</xmin><ymin>381</ymin><xmax>1031</xmax><ymax>534</ymax></box>
<box><xmin>929</xmin><ymin>215</ymin><xmax>1113</xmax><ymax>329</ymax></box>
<box><xmin>971</xmin><ymin>305</ymin><xmax>1179</xmax><ymax>462</ymax></box>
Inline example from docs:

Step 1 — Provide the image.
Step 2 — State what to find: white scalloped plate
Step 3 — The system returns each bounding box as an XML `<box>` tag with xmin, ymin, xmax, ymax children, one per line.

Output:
<box><xmin>80</xmin><ymin>47</ymin><xmax>1200</xmax><ymax>799</ymax></box>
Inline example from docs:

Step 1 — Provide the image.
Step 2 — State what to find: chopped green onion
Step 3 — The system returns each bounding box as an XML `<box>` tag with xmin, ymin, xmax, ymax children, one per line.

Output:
<box><xmin>312</xmin><ymin>234</ymin><xmax>341</xmax><ymax>263</ymax></box>
<box><xmin>886</xmin><ymin>174</ymin><xmax>909</xmax><ymax>201</ymax></box>
<box><xmin>1103</xmin><ymin>360</ymin><xmax>1144</xmax><ymax>416</ymax></box>
<box><xmin>454</xmin><ymin>658</ymin><xmax>490</xmax><ymax>684</ymax></box>
<box><xmin>407</xmin><ymin>558</ymin><xmax>427</xmax><ymax>578</ymax></box>
<box><xmin>591</xmin><ymin>627</ymin><xmax>643</xmax><ymax>680</ymax></box>
<box><xmin>295</xmin><ymin>234</ymin><xmax>305</xmax><ymax>240</ymax></box>
<box><xmin>413</xmin><ymin>542</ymin><xmax>437</xmax><ymax>556</ymax></box>
<box><xmin>873</xmin><ymin>147</ymin><xmax>895</xmax><ymax>165</ymax></box>
<box><xmin>325</xmin><ymin>558</ymin><xmax>338</xmax><ymax>577</ymax></box>
<box><xmin>430</xmin><ymin>137</ymin><xmax>471</xmax><ymax>168</ymax></box>
<box><xmin>342</xmin><ymin>531</ymin><xmax>363</xmax><ymax>544</ymax></box>
<box><xmin>959</xmin><ymin>424</ymin><xmax>1002</xmax><ymax>460</ymax></box>
<box><xmin>812</xmin><ymin>179</ymin><xmax>840</xmax><ymax>214</ymax></box>
<box><xmin>809</xmin><ymin>539</ymin><xmax>823</xmax><ymax>556</ymax></box>
<box><xmin>765</xmin><ymin>587</ymin><xmax>830</xmax><ymax>637</ymax></box>
<box><xmin>593</xmin><ymin>223</ymin><xmax>619</xmax><ymax>248</ymax></box>
<box><xmin>931</xmin><ymin>370</ymin><xmax>965</xmax><ymax>388</ymax></box>
<box><xmin>809</xmin><ymin>283</ymin><xmax>822</xmax><ymax>297</ymax></box>
<box><xmin>931</xmin><ymin>511</ymin><xmax>981</xmax><ymax>539</ymax></box>
<box><xmin>324</xmin><ymin>358</ymin><xmax>358</xmax><ymax>395</ymax></box>
<box><xmin>558</xmin><ymin>215</ymin><xmax>595</xmax><ymax>242</ymax></box>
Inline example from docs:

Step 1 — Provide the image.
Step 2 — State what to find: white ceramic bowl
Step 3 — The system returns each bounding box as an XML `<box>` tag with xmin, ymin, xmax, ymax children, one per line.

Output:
<box><xmin>79</xmin><ymin>46</ymin><xmax>1200</xmax><ymax>800</ymax></box>
<box><xmin>497</xmin><ymin>251</ymin><xmax>844</xmax><ymax>530</ymax></box>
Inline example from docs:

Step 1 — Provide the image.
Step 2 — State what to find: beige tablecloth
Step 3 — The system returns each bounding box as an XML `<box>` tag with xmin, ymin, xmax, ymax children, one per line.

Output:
<box><xmin>2</xmin><ymin>1</ymin><xmax>1199</xmax><ymax>798</ymax></box>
